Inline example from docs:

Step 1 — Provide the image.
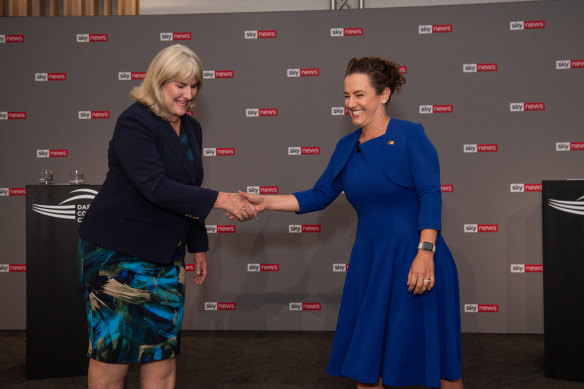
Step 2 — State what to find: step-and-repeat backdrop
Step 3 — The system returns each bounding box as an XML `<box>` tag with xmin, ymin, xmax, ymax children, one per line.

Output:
<box><xmin>1</xmin><ymin>0</ymin><xmax>582</xmax><ymax>332</ymax></box>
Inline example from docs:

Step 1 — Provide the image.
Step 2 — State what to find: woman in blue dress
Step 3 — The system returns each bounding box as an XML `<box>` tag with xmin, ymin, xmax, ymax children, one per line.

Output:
<box><xmin>239</xmin><ymin>57</ymin><xmax>463</xmax><ymax>388</ymax></box>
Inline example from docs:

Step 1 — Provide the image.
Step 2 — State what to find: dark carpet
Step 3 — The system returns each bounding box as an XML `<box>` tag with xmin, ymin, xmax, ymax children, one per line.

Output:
<box><xmin>1</xmin><ymin>331</ymin><xmax>583</xmax><ymax>388</ymax></box>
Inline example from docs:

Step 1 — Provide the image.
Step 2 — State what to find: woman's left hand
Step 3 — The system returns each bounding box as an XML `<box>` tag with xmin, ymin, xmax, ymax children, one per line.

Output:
<box><xmin>193</xmin><ymin>252</ymin><xmax>208</xmax><ymax>285</ymax></box>
<box><xmin>407</xmin><ymin>251</ymin><xmax>435</xmax><ymax>295</ymax></box>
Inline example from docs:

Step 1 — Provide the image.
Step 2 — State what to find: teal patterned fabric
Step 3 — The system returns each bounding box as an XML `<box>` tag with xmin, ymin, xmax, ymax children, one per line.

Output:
<box><xmin>77</xmin><ymin>238</ymin><xmax>185</xmax><ymax>364</ymax></box>
<box><xmin>179</xmin><ymin>128</ymin><xmax>194</xmax><ymax>162</ymax></box>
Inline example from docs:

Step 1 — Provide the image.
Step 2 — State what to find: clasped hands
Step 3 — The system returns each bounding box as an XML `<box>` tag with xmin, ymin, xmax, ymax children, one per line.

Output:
<box><xmin>217</xmin><ymin>191</ymin><xmax>265</xmax><ymax>222</ymax></box>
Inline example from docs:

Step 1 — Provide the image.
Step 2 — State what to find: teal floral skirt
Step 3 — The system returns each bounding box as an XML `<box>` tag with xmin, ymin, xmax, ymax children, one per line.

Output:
<box><xmin>77</xmin><ymin>238</ymin><xmax>185</xmax><ymax>364</ymax></box>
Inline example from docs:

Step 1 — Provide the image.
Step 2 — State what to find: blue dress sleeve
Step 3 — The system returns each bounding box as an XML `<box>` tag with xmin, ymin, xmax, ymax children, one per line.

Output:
<box><xmin>408</xmin><ymin>124</ymin><xmax>442</xmax><ymax>232</ymax></box>
<box><xmin>292</xmin><ymin>153</ymin><xmax>344</xmax><ymax>214</ymax></box>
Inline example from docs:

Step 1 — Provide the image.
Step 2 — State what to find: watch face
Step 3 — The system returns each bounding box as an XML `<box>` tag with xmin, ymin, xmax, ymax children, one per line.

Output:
<box><xmin>422</xmin><ymin>242</ymin><xmax>434</xmax><ymax>251</ymax></box>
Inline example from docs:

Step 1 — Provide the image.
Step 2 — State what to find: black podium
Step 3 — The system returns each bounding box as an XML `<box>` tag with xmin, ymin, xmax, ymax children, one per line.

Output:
<box><xmin>542</xmin><ymin>180</ymin><xmax>584</xmax><ymax>382</ymax></box>
<box><xmin>25</xmin><ymin>185</ymin><xmax>100</xmax><ymax>379</ymax></box>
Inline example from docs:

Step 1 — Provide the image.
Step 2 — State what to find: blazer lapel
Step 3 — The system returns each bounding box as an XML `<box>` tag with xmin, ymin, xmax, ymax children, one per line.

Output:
<box><xmin>156</xmin><ymin>119</ymin><xmax>199</xmax><ymax>184</ymax></box>
<box><xmin>331</xmin><ymin>130</ymin><xmax>360</xmax><ymax>181</ymax></box>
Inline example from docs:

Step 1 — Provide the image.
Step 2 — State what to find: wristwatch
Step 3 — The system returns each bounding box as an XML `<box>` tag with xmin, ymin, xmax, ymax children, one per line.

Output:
<box><xmin>418</xmin><ymin>241</ymin><xmax>436</xmax><ymax>253</ymax></box>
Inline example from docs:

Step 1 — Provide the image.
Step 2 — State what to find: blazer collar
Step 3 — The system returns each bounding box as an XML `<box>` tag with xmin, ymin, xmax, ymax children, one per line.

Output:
<box><xmin>155</xmin><ymin>116</ymin><xmax>198</xmax><ymax>184</ymax></box>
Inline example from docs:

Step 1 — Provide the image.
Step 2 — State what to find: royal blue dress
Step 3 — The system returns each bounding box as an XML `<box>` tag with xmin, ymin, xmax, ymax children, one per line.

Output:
<box><xmin>293</xmin><ymin>118</ymin><xmax>462</xmax><ymax>388</ymax></box>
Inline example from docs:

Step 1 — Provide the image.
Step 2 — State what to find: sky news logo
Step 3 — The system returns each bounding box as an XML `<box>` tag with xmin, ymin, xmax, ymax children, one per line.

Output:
<box><xmin>419</xmin><ymin>105</ymin><xmax>453</xmax><ymax>114</ymax></box>
<box><xmin>0</xmin><ymin>264</ymin><xmax>27</xmax><ymax>272</ymax></box>
<box><xmin>556</xmin><ymin>60</ymin><xmax>584</xmax><ymax>70</ymax></box>
<box><xmin>76</xmin><ymin>33</ymin><xmax>108</xmax><ymax>42</ymax></box>
<box><xmin>289</xmin><ymin>302</ymin><xmax>322</xmax><ymax>311</ymax></box>
<box><xmin>509</xmin><ymin>102</ymin><xmax>545</xmax><ymax>112</ymax></box>
<box><xmin>247</xmin><ymin>264</ymin><xmax>280</xmax><ymax>272</ymax></box>
<box><xmin>118</xmin><ymin>72</ymin><xmax>146</xmax><ymax>80</ymax></box>
<box><xmin>203</xmin><ymin>70</ymin><xmax>234</xmax><ymax>79</ymax></box>
<box><xmin>160</xmin><ymin>32</ymin><xmax>191</xmax><ymax>41</ymax></box>
<box><xmin>331</xmin><ymin>107</ymin><xmax>349</xmax><ymax>116</ymax></box>
<box><xmin>510</xmin><ymin>264</ymin><xmax>543</xmax><ymax>273</ymax></box>
<box><xmin>0</xmin><ymin>34</ymin><xmax>24</xmax><ymax>43</ymax></box>
<box><xmin>246</xmin><ymin>108</ymin><xmax>278</xmax><ymax>117</ymax></box>
<box><xmin>510</xmin><ymin>20</ymin><xmax>545</xmax><ymax>30</ymax></box>
<box><xmin>203</xmin><ymin>148</ymin><xmax>235</xmax><ymax>156</ymax></box>
<box><xmin>0</xmin><ymin>111</ymin><xmax>26</xmax><ymax>120</ymax></box>
<box><xmin>419</xmin><ymin>24</ymin><xmax>453</xmax><ymax>34</ymax></box>
<box><xmin>244</xmin><ymin>30</ymin><xmax>277</xmax><ymax>39</ymax></box>
<box><xmin>36</xmin><ymin>149</ymin><xmax>68</xmax><ymax>158</ymax></box>
<box><xmin>556</xmin><ymin>142</ymin><xmax>584</xmax><ymax>151</ymax></box>
<box><xmin>204</xmin><ymin>302</ymin><xmax>236</xmax><ymax>311</ymax></box>
<box><xmin>330</xmin><ymin>27</ymin><xmax>364</xmax><ymax>37</ymax></box>
<box><xmin>35</xmin><ymin>73</ymin><xmax>66</xmax><ymax>81</ymax></box>
<box><xmin>464</xmin><ymin>224</ymin><xmax>498</xmax><ymax>233</ymax></box>
<box><xmin>333</xmin><ymin>264</ymin><xmax>348</xmax><ymax>272</ymax></box>
<box><xmin>289</xmin><ymin>225</ymin><xmax>321</xmax><ymax>233</ymax></box>
<box><xmin>463</xmin><ymin>63</ymin><xmax>498</xmax><ymax>72</ymax></box>
<box><xmin>441</xmin><ymin>185</ymin><xmax>454</xmax><ymax>193</ymax></box>
<box><xmin>399</xmin><ymin>66</ymin><xmax>407</xmax><ymax>74</ymax></box>
<box><xmin>0</xmin><ymin>188</ymin><xmax>26</xmax><ymax>196</ymax></box>
<box><xmin>464</xmin><ymin>144</ymin><xmax>498</xmax><ymax>153</ymax></box>
<box><xmin>78</xmin><ymin>111</ymin><xmax>110</xmax><ymax>119</ymax></box>
<box><xmin>510</xmin><ymin>183</ymin><xmax>542</xmax><ymax>192</ymax></box>
<box><xmin>206</xmin><ymin>225</ymin><xmax>236</xmax><ymax>233</ymax></box>
<box><xmin>247</xmin><ymin>186</ymin><xmax>279</xmax><ymax>194</ymax></box>
<box><xmin>465</xmin><ymin>304</ymin><xmax>499</xmax><ymax>313</ymax></box>
<box><xmin>287</xmin><ymin>68</ymin><xmax>319</xmax><ymax>77</ymax></box>
<box><xmin>288</xmin><ymin>147</ymin><xmax>320</xmax><ymax>155</ymax></box>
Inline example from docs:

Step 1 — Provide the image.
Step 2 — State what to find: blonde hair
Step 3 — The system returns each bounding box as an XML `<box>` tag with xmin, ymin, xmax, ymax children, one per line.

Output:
<box><xmin>130</xmin><ymin>44</ymin><xmax>203</xmax><ymax>121</ymax></box>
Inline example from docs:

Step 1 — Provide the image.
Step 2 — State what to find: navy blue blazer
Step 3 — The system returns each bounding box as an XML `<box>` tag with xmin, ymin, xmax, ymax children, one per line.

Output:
<box><xmin>293</xmin><ymin>118</ymin><xmax>442</xmax><ymax>232</ymax></box>
<box><xmin>79</xmin><ymin>102</ymin><xmax>219</xmax><ymax>264</ymax></box>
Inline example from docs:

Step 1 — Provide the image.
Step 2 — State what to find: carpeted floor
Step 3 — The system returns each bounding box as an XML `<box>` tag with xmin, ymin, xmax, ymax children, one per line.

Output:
<box><xmin>1</xmin><ymin>331</ymin><xmax>583</xmax><ymax>388</ymax></box>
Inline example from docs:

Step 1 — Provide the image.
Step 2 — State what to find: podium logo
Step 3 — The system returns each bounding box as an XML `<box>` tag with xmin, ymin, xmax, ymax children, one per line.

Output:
<box><xmin>333</xmin><ymin>264</ymin><xmax>348</xmax><ymax>272</ymax></box>
<box><xmin>35</xmin><ymin>73</ymin><xmax>67</xmax><ymax>81</ymax></box>
<box><xmin>244</xmin><ymin>30</ymin><xmax>277</xmax><ymax>39</ymax></box>
<box><xmin>330</xmin><ymin>27</ymin><xmax>364</xmax><ymax>37</ymax></box>
<box><xmin>204</xmin><ymin>302</ymin><xmax>237</xmax><ymax>310</ymax></box>
<box><xmin>465</xmin><ymin>304</ymin><xmax>499</xmax><ymax>313</ymax></box>
<box><xmin>464</xmin><ymin>144</ymin><xmax>498</xmax><ymax>153</ymax></box>
<box><xmin>0</xmin><ymin>188</ymin><xmax>26</xmax><ymax>196</ymax></box>
<box><xmin>0</xmin><ymin>34</ymin><xmax>25</xmax><ymax>43</ymax></box>
<box><xmin>463</xmin><ymin>63</ymin><xmax>498</xmax><ymax>72</ymax></box>
<box><xmin>78</xmin><ymin>111</ymin><xmax>110</xmax><ymax>119</ymax></box>
<box><xmin>331</xmin><ymin>107</ymin><xmax>349</xmax><ymax>116</ymax></box>
<box><xmin>160</xmin><ymin>32</ymin><xmax>191</xmax><ymax>41</ymax></box>
<box><xmin>118</xmin><ymin>72</ymin><xmax>146</xmax><ymax>80</ymax></box>
<box><xmin>556</xmin><ymin>142</ymin><xmax>584</xmax><ymax>151</ymax></box>
<box><xmin>419</xmin><ymin>24</ymin><xmax>453</xmax><ymax>34</ymax></box>
<box><xmin>203</xmin><ymin>148</ymin><xmax>235</xmax><ymax>156</ymax></box>
<box><xmin>510</xmin><ymin>183</ymin><xmax>542</xmax><ymax>192</ymax></box>
<box><xmin>548</xmin><ymin>196</ymin><xmax>584</xmax><ymax>216</ymax></box>
<box><xmin>464</xmin><ymin>224</ymin><xmax>498</xmax><ymax>233</ymax></box>
<box><xmin>206</xmin><ymin>225</ymin><xmax>236</xmax><ymax>233</ymax></box>
<box><xmin>287</xmin><ymin>68</ymin><xmax>320</xmax><ymax>77</ymax></box>
<box><xmin>419</xmin><ymin>105</ymin><xmax>453</xmax><ymax>114</ymax></box>
<box><xmin>76</xmin><ymin>33</ymin><xmax>108</xmax><ymax>42</ymax></box>
<box><xmin>441</xmin><ymin>185</ymin><xmax>454</xmax><ymax>193</ymax></box>
<box><xmin>288</xmin><ymin>147</ymin><xmax>320</xmax><ymax>155</ymax></box>
<box><xmin>289</xmin><ymin>225</ymin><xmax>321</xmax><ymax>233</ymax></box>
<box><xmin>245</xmin><ymin>108</ymin><xmax>278</xmax><ymax>117</ymax></box>
<box><xmin>31</xmin><ymin>188</ymin><xmax>97</xmax><ymax>223</ymax></box>
<box><xmin>203</xmin><ymin>70</ymin><xmax>234</xmax><ymax>79</ymax></box>
<box><xmin>510</xmin><ymin>264</ymin><xmax>543</xmax><ymax>273</ymax></box>
<box><xmin>556</xmin><ymin>59</ymin><xmax>584</xmax><ymax>70</ymax></box>
<box><xmin>247</xmin><ymin>264</ymin><xmax>280</xmax><ymax>272</ymax></box>
<box><xmin>0</xmin><ymin>264</ymin><xmax>27</xmax><ymax>272</ymax></box>
<box><xmin>289</xmin><ymin>302</ymin><xmax>322</xmax><ymax>311</ymax></box>
<box><xmin>510</xmin><ymin>20</ymin><xmax>545</xmax><ymax>30</ymax></box>
<box><xmin>36</xmin><ymin>149</ymin><xmax>69</xmax><ymax>158</ymax></box>
<box><xmin>0</xmin><ymin>112</ymin><xmax>26</xmax><ymax>120</ymax></box>
<box><xmin>247</xmin><ymin>186</ymin><xmax>279</xmax><ymax>194</ymax></box>
<box><xmin>509</xmin><ymin>102</ymin><xmax>545</xmax><ymax>111</ymax></box>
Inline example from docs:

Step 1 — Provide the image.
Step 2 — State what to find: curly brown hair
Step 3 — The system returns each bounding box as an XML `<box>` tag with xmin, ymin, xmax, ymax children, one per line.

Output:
<box><xmin>345</xmin><ymin>57</ymin><xmax>405</xmax><ymax>102</ymax></box>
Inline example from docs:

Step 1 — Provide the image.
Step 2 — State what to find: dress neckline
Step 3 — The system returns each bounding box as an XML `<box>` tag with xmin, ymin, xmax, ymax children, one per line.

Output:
<box><xmin>358</xmin><ymin>118</ymin><xmax>392</xmax><ymax>145</ymax></box>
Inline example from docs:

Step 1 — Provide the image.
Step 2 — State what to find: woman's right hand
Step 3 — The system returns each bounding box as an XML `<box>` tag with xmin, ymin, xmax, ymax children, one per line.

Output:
<box><xmin>214</xmin><ymin>192</ymin><xmax>257</xmax><ymax>221</ymax></box>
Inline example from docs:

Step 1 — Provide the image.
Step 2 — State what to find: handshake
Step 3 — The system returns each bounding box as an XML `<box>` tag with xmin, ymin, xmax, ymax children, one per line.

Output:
<box><xmin>215</xmin><ymin>190</ymin><xmax>265</xmax><ymax>222</ymax></box>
